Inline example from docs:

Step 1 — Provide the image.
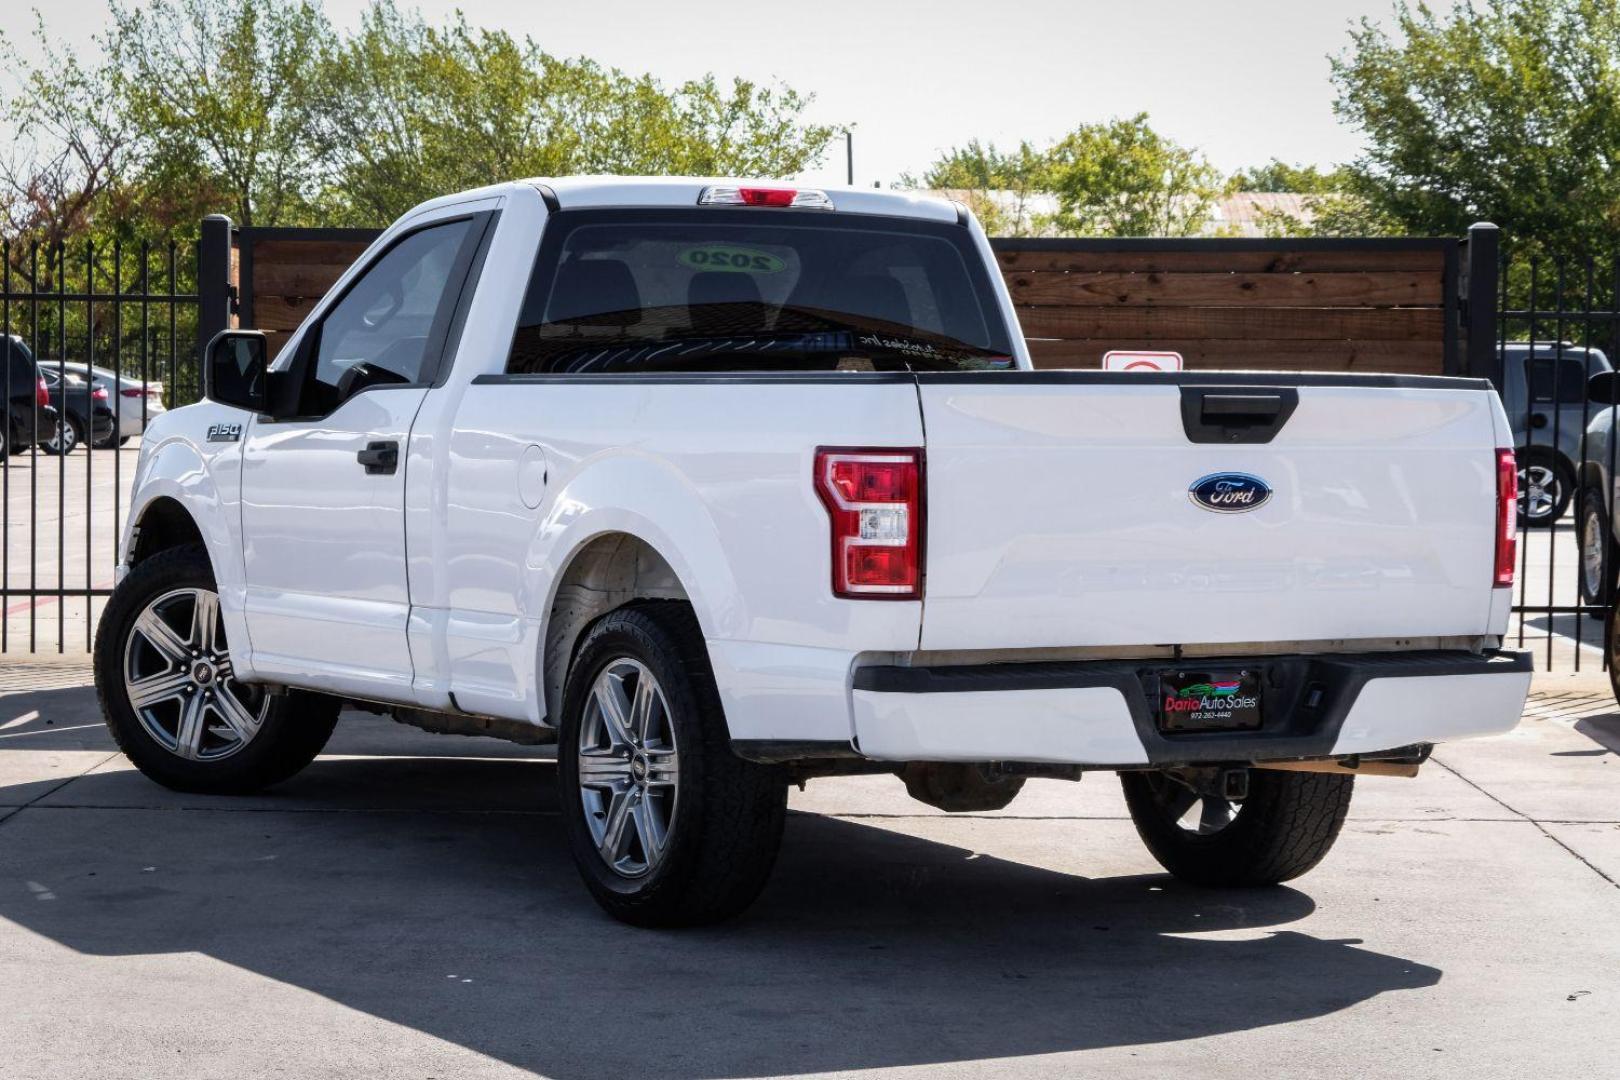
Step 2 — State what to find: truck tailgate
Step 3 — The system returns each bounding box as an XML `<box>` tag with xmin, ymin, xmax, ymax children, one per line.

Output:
<box><xmin>917</xmin><ymin>373</ymin><xmax>1505</xmax><ymax>652</ymax></box>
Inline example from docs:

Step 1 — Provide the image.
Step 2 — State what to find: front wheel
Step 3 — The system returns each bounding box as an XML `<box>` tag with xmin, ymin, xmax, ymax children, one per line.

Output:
<box><xmin>558</xmin><ymin>602</ymin><xmax>787</xmax><ymax>927</ymax></box>
<box><xmin>1121</xmin><ymin>769</ymin><xmax>1354</xmax><ymax>886</ymax></box>
<box><xmin>1580</xmin><ymin>486</ymin><xmax>1617</xmax><ymax>615</ymax></box>
<box><xmin>94</xmin><ymin>543</ymin><xmax>341</xmax><ymax>793</ymax></box>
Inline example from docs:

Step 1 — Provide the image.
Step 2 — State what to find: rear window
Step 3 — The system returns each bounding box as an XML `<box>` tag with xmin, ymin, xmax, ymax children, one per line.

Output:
<box><xmin>1527</xmin><ymin>357</ymin><xmax>1589</xmax><ymax>403</ymax></box>
<box><xmin>505</xmin><ymin>209</ymin><xmax>1015</xmax><ymax>375</ymax></box>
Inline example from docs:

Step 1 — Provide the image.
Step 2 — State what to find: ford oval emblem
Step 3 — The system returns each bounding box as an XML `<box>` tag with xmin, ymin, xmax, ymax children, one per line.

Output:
<box><xmin>1189</xmin><ymin>472</ymin><xmax>1272</xmax><ymax>514</ymax></box>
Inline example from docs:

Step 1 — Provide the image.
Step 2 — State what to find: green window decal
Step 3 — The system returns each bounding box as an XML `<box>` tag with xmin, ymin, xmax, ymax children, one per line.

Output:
<box><xmin>678</xmin><ymin>244</ymin><xmax>786</xmax><ymax>274</ymax></box>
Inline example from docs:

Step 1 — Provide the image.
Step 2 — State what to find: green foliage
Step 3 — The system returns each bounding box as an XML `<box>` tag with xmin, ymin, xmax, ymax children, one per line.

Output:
<box><xmin>1226</xmin><ymin>160</ymin><xmax>1350</xmax><ymax>195</ymax></box>
<box><xmin>905</xmin><ymin>115</ymin><xmax>1221</xmax><ymax>237</ymax></box>
<box><xmin>1045</xmin><ymin>114</ymin><xmax>1221</xmax><ymax>237</ymax></box>
<box><xmin>1331</xmin><ymin>0</ymin><xmax>1620</xmax><ymax>256</ymax></box>
<box><xmin>1</xmin><ymin>0</ymin><xmax>839</xmax><ymax>236</ymax></box>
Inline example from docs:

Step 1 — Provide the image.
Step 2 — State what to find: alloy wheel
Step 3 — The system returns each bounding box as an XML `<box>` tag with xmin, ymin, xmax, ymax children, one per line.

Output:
<box><xmin>1519</xmin><ymin>464</ymin><xmax>1559</xmax><ymax>521</ymax></box>
<box><xmin>1585</xmin><ymin>505</ymin><xmax>1607</xmax><ymax>599</ymax></box>
<box><xmin>122</xmin><ymin>587</ymin><xmax>268</xmax><ymax>761</ymax></box>
<box><xmin>576</xmin><ymin>658</ymin><xmax>680</xmax><ymax>878</ymax></box>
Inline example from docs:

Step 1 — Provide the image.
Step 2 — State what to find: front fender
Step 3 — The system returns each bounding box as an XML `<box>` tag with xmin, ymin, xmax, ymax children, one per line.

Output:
<box><xmin>123</xmin><ymin>406</ymin><xmax>253</xmax><ymax>676</ymax></box>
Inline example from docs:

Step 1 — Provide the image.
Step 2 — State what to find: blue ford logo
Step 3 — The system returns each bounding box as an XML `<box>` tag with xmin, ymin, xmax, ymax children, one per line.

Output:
<box><xmin>1189</xmin><ymin>472</ymin><xmax>1271</xmax><ymax>514</ymax></box>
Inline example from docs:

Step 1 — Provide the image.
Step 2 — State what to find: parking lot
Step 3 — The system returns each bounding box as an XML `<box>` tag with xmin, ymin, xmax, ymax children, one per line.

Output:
<box><xmin>0</xmin><ymin>655</ymin><xmax>1617</xmax><ymax>1079</ymax></box>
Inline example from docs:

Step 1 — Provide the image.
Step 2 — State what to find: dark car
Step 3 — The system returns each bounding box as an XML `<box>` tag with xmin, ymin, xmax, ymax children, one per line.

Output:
<box><xmin>38</xmin><ymin>365</ymin><xmax>116</xmax><ymax>455</ymax></box>
<box><xmin>2</xmin><ymin>335</ymin><xmax>61</xmax><ymax>460</ymax></box>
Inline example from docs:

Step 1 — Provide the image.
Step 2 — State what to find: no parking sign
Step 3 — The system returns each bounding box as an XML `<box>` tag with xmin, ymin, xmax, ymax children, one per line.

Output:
<box><xmin>1102</xmin><ymin>350</ymin><xmax>1184</xmax><ymax>372</ymax></box>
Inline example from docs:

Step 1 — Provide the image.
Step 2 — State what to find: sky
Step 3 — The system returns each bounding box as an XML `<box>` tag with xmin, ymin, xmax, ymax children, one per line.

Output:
<box><xmin>3</xmin><ymin>0</ymin><xmax>1425</xmax><ymax>187</ymax></box>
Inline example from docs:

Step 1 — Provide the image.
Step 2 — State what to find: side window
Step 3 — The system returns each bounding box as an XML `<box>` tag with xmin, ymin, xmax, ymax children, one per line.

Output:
<box><xmin>1526</xmin><ymin>357</ymin><xmax>1588</xmax><ymax>404</ymax></box>
<box><xmin>301</xmin><ymin>218</ymin><xmax>473</xmax><ymax>413</ymax></box>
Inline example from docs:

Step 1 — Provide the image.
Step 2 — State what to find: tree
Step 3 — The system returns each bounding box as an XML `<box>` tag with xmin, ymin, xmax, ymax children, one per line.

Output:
<box><xmin>109</xmin><ymin>0</ymin><xmax>336</xmax><ymax>228</ymax></box>
<box><xmin>1044</xmin><ymin>114</ymin><xmax>1221</xmax><ymax>237</ymax></box>
<box><xmin>1226</xmin><ymin>160</ymin><xmax>1350</xmax><ymax>194</ymax></box>
<box><xmin>900</xmin><ymin>139</ymin><xmax>1052</xmax><ymax>236</ymax></box>
<box><xmin>0</xmin><ymin>16</ymin><xmax>135</xmax><ymax>256</ymax></box>
<box><xmin>906</xmin><ymin>116</ymin><xmax>1221</xmax><ymax>237</ymax></box>
<box><xmin>1331</xmin><ymin>0</ymin><xmax>1620</xmax><ymax>255</ymax></box>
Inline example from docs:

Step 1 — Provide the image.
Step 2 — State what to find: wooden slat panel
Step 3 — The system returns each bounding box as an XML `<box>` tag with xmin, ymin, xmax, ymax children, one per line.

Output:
<box><xmin>249</xmin><ymin>296</ymin><xmax>319</xmax><ymax>332</ymax></box>
<box><xmin>252</xmin><ymin>260</ymin><xmax>353</xmax><ymax>297</ymax></box>
<box><xmin>1005</xmin><ymin>271</ymin><xmax>1442</xmax><ymax>308</ymax></box>
<box><xmin>995</xmin><ymin>247</ymin><xmax>1448</xmax><ymax>274</ymax></box>
<box><xmin>1025</xmin><ymin>337</ymin><xmax>1443</xmax><ymax>373</ymax></box>
<box><xmin>250</xmin><ymin>239</ymin><xmax>373</xmax><ymax>267</ymax></box>
<box><xmin>1015</xmin><ymin>305</ymin><xmax>1443</xmax><ymax>342</ymax></box>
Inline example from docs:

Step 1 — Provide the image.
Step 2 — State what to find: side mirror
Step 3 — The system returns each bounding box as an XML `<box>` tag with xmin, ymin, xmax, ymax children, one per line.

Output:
<box><xmin>205</xmin><ymin>330</ymin><xmax>268</xmax><ymax>413</ymax></box>
<box><xmin>1589</xmin><ymin>371</ymin><xmax>1620</xmax><ymax>405</ymax></box>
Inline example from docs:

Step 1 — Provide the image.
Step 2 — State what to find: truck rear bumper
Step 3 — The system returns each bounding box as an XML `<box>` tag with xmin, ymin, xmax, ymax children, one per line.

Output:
<box><xmin>845</xmin><ymin>650</ymin><xmax>1531</xmax><ymax>767</ymax></box>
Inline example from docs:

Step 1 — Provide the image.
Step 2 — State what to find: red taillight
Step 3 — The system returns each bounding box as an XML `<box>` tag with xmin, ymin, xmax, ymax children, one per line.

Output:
<box><xmin>120</xmin><ymin>387</ymin><xmax>143</xmax><ymax>398</ymax></box>
<box><xmin>814</xmin><ymin>448</ymin><xmax>923</xmax><ymax>599</ymax></box>
<box><xmin>92</xmin><ymin>386</ymin><xmax>108</xmax><ymax>401</ymax></box>
<box><xmin>697</xmin><ymin>184</ymin><xmax>834</xmax><ymax>210</ymax></box>
<box><xmin>1495</xmin><ymin>448</ymin><xmax>1517</xmax><ymax>587</ymax></box>
<box><xmin>35</xmin><ymin>377</ymin><xmax>49</xmax><ymax>408</ymax></box>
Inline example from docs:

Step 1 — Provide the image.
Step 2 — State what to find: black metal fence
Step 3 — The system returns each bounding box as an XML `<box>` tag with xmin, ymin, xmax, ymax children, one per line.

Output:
<box><xmin>1498</xmin><ymin>240</ymin><xmax>1620</xmax><ymax>673</ymax></box>
<box><xmin>0</xmin><ymin>217</ymin><xmax>1614</xmax><ymax>672</ymax></box>
<box><xmin>1</xmin><ymin>237</ymin><xmax>200</xmax><ymax>653</ymax></box>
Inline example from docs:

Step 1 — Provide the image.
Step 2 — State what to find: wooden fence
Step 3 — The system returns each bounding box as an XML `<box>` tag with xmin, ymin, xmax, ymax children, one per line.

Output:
<box><xmin>198</xmin><ymin>216</ymin><xmax>1501</xmax><ymax>380</ymax></box>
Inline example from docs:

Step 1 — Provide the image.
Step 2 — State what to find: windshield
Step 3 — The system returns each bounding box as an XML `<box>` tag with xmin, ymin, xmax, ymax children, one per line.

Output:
<box><xmin>505</xmin><ymin>209</ymin><xmax>1016</xmax><ymax>375</ymax></box>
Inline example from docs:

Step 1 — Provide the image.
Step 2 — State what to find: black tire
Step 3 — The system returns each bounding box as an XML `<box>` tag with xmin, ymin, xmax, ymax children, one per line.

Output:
<box><xmin>40</xmin><ymin>413</ymin><xmax>83</xmax><ymax>456</ymax></box>
<box><xmin>1579</xmin><ymin>485</ymin><xmax>1617</xmax><ymax>616</ymax></box>
<box><xmin>94</xmin><ymin>542</ymin><xmax>341</xmax><ymax>794</ymax></box>
<box><xmin>1517</xmin><ymin>448</ymin><xmax>1573</xmax><ymax>527</ymax></box>
<box><xmin>1120</xmin><ymin>769</ymin><xmax>1354</xmax><ymax>887</ymax></box>
<box><xmin>558</xmin><ymin>602</ymin><xmax>787</xmax><ymax>927</ymax></box>
<box><xmin>94</xmin><ymin>432</ymin><xmax>132</xmax><ymax>449</ymax></box>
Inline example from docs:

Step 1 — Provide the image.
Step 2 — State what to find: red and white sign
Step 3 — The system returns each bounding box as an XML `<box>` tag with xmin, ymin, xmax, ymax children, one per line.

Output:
<box><xmin>1102</xmin><ymin>350</ymin><xmax>1184</xmax><ymax>372</ymax></box>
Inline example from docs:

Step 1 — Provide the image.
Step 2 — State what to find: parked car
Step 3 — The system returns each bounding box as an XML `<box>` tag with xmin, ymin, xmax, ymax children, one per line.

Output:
<box><xmin>2</xmin><ymin>335</ymin><xmax>63</xmax><ymax>461</ymax></box>
<box><xmin>96</xmin><ymin>178</ymin><xmax>1533</xmax><ymax>926</ymax></box>
<box><xmin>50</xmin><ymin>360</ymin><xmax>165</xmax><ymax>446</ymax></box>
<box><xmin>38</xmin><ymin>366</ymin><xmax>116</xmax><ymax>455</ymax></box>
<box><xmin>1500</xmin><ymin>341</ymin><xmax>1613</xmax><ymax>525</ymax></box>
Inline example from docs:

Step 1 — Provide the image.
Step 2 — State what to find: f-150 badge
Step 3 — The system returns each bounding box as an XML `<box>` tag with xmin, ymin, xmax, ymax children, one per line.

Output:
<box><xmin>207</xmin><ymin>422</ymin><xmax>242</xmax><ymax>443</ymax></box>
<box><xmin>1189</xmin><ymin>472</ymin><xmax>1271</xmax><ymax>513</ymax></box>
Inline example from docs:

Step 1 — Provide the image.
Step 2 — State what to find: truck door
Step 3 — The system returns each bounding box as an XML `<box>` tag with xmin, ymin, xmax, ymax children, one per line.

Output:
<box><xmin>239</xmin><ymin>211</ymin><xmax>489</xmax><ymax>697</ymax></box>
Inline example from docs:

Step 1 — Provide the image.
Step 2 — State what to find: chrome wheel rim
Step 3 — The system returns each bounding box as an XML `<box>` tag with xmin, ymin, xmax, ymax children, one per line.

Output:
<box><xmin>122</xmin><ymin>587</ymin><xmax>268</xmax><ymax>761</ymax></box>
<box><xmin>47</xmin><ymin>420</ymin><xmax>76</xmax><ymax>454</ymax></box>
<box><xmin>1585</xmin><ymin>506</ymin><xmax>1607</xmax><ymax>597</ymax></box>
<box><xmin>1519</xmin><ymin>464</ymin><xmax>1558</xmax><ymax>519</ymax></box>
<box><xmin>576</xmin><ymin>658</ymin><xmax>679</xmax><ymax>878</ymax></box>
<box><xmin>1146</xmin><ymin>773</ymin><xmax>1241</xmax><ymax>836</ymax></box>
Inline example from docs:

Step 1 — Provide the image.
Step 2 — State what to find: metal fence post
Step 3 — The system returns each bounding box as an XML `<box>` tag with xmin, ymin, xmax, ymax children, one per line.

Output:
<box><xmin>196</xmin><ymin>214</ymin><xmax>233</xmax><ymax>364</ymax></box>
<box><xmin>1463</xmin><ymin>222</ymin><xmax>1502</xmax><ymax>387</ymax></box>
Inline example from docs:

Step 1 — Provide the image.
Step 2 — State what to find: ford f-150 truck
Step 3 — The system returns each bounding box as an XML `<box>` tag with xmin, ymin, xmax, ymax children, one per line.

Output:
<box><xmin>93</xmin><ymin>177</ymin><xmax>1533</xmax><ymax>926</ymax></box>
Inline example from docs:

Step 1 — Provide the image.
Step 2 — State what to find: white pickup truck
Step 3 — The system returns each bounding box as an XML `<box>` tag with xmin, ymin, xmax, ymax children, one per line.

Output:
<box><xmin>95</xmin><ymin>177</ymin><xmax>1533</xmax><ymax>926</ymax></box>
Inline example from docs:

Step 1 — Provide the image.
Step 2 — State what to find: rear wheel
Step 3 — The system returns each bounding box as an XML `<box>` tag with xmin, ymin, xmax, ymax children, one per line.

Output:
<box><xmin>1121</xmin><ymin>768</ymin><xmax>1354</xmax><ymax>886</ymax></box>
<box><xmin>1518</xmin><ymin>449</ymin><xmax>1573</xmax><ymax>526</ymax></box>
<box><xmin>558</xmin><ymin>602</ymin><xmax>787</xmax><ymax>927</ymax></box>
<box><xmin>40</xmin><ymin>414</ymin><xmax>82</xmax><ymax>456</ymax></box>
<box><xmin>94</xmin><ymin>543</ymin><xmax>340</xmax><ymax>794</ymax></box>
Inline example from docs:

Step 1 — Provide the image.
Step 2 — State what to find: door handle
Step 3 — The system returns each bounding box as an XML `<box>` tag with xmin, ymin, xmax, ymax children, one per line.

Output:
<box><xmin>357</xmin><ymin>440</ymin><xmax>399</xmax><ymax>475</ymax></box>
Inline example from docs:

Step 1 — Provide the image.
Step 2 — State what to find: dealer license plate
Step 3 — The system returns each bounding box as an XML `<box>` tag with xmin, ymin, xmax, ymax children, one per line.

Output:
<box><xmin>1157</xmin><ymin>669</ymin><xmax>1263</xmax><ymax>732</ymax></box>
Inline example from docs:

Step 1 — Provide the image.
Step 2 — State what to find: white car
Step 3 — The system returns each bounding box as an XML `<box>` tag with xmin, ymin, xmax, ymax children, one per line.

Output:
<box><xmin>95</xmin><ymin>177</ymin><xmax>1533</xmax><ymax>926</ymax></box>
<box><xmin>50</xmin><ymin>361</ymin><xmax>164</xmax><ymax>445</ymax></box>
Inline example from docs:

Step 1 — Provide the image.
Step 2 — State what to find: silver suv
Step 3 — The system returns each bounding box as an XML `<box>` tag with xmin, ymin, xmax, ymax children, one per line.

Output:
<box><xmin>1502</xmin><ymin>342</ymin><xmax>1612</xmax><ymax>527</ymax></box>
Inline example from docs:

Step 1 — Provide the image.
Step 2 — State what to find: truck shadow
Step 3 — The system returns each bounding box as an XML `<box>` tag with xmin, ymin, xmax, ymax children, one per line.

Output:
<box><xmin>0</xmin><ymin>708</ymin><xmax>1441</xmax><ymax>1077</ymax></box>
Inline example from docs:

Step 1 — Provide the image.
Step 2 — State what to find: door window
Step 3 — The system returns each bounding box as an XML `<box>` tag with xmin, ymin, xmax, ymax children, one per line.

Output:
<box><xmin>299</xmin><ymin>218</ymin><xmax>474</xmax><ymax>414</ymax></box>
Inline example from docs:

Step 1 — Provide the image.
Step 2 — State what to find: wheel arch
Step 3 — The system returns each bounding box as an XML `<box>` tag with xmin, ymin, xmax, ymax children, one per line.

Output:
<box><xmin>540</xmin><ymin>531</ymin><xmax>693</xmax><ymax>726</ymax></box>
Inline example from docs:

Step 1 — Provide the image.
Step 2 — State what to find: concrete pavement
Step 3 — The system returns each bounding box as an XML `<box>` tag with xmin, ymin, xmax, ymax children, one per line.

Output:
<box><xmin>0</xmin><ymin>658</ymin><xmax>1618</xmax><ymax>1079</ymax></box>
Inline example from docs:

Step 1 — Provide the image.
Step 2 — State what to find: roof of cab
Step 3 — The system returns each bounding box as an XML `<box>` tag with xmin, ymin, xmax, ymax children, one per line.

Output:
<box><xmin>527</xmin><ymin>175</ymin><xmax>963</xmax><ymax>224</ymax></box>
